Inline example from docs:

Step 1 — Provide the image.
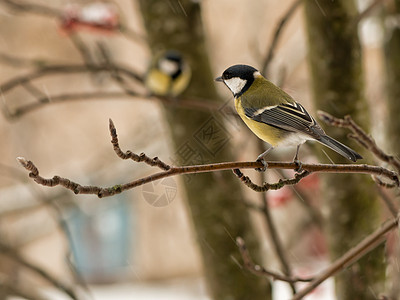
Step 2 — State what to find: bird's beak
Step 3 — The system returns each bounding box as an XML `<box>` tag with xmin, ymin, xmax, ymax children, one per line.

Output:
<box><xmin>215</xmin><ymin>76</ymin><xmax>223</xmax><ymax>82</ymax></box>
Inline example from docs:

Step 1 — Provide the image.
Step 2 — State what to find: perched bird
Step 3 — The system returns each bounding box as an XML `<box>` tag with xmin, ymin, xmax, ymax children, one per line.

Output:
<box><xmin>215</xmin><ymin>64</ymin><xmax>362</xmax><ymax>168</ymax></box>
<box><xmin>145</xmin><ymin>50</ymin><xmax>191</xmax><ymax>97</ymax></box>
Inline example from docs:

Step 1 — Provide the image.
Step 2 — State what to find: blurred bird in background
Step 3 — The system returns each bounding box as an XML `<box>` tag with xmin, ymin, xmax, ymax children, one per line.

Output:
<box><xmin>145</xmin><ymin>50</ymin><xmax>191</xmax><ymax>97</ymax></box>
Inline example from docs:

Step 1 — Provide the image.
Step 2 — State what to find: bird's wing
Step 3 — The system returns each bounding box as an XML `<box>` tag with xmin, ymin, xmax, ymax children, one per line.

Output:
<box><xmin>243</xmin><ymin>101</ymin><xmax>325</xmax><ymax>139</ymax></box>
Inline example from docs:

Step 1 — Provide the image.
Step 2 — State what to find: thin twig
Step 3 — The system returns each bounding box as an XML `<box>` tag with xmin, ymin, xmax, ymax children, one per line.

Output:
<box><xmin>261</xmin><ymin>0</ymin><xmax>302</xmax><ymax>75</ymax></box>
<box><xmin>274</xmin><ymin>168</ymin><xmax>323</xmax><ymax>227</ymax></box>
<box><xmin>6</xmin><ymin>92</ymin><xmax>222</xmax><ymax>120</ymax></box>
<box><xmin>68</xmin><ymin>34</ymin><xmax>94</xmax><ymax>65</ymax></box>
<box><xmin>10</xmin><ymin>92</ymin><xmax>133</xmax><ymax>118</ymax></box>
<box><xmin>96</xmin><ymin>41</ymin><xmax>143</xmax><ymax>101</ymax></box>
<box><xmin>16</xmin><ymin>119</ymin><xmax>399</xmax><ymax>198</ymax></box>
<box><xmin>0</xmin><ymin>52</ymin><xmax>53</xmax><ymax>68</ymax></box>
<box><xmin>0</xmin><ymin>63</ymin><xmax>143</xmax><ymax>94</ymax></box>
<box><xmin>18</xmin><ymin>157</ymin><xmax>397</xmax><ymax>198</ymax></box>
<box><xmin>257</xmin><ymin>141</ymin><xmax>296</xmax><ymax>294</ymax></box>
<box><xmin>373</xmin><ymin>175</ymin><xmax>400</xmax><ymax>189</ymax></box>
<box><xmin>318</xmin><ymin>111</ymin><xmax>400</xmax><ymax>172</ymax></box>
<box><xmin>233</xmin><ymin>168</ymin><xmax>311</xmax><ymax>192</ymax></box>
<box><xmin>0</xmin><ymin>278</ymin><xmax>50</xmax><ymax>300</ymax></box>
<box><xmin>262</xmin><ymin>192</ymin><xmax>297</xmax><ymax>293</ymax></box>
<box><xmin>236</xmin><ymin>237</ymin><xmax>313</xmax><ymax>283</ymax></box>
<box><xmin>109</xmin><ymin>119</ymin><xmax>170</xmax><ymax>170</ymax></box>
<box><xmin>21</xmin><ymin>81</ymin><xmax>47</xmax><ymax>99</ymax></box>
<box><xmin>0</xmin><ymin>61</ymin><xmax>225</xmax><ymax>119</ymax></box>
<box><xmin>376</xmin><ymin>186</ymin><xmax>398</xmax><ymax>218</ymax></box>
<box><xmin>292</xmin><ymin>215</ymin><xmax>400</xmax><ymax>300</ymax></box>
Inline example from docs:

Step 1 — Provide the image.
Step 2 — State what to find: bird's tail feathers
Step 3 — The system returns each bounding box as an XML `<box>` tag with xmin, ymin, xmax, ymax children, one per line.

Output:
<box><xmin>318</xmin><ymin>135</ymin><xmax>362</xmax><ymax>162</ymax></box>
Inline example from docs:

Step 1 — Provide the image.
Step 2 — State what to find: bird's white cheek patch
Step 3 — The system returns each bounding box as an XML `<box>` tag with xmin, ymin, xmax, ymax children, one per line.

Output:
<box><xmin>224</xmin><ymin>78</ymin><xmax>247</xmax><ymax>95</ymax></box>
<box><xmin>159</xmin><ymin>59</ymin><xmax>179</xmax><ymax>75</ymax></box>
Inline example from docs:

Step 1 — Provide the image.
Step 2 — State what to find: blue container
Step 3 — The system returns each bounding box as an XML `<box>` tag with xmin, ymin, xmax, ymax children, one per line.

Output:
<box><xmin>65</xmin><ymin>196</ymin><xmax>133</xmax><ymax>283</ymax></box>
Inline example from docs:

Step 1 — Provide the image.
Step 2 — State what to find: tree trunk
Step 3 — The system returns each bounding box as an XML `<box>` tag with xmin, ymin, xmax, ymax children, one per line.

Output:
<box><xmin>304</xmin><ymin>1</ymin><xmax>385</xmax><ymax>299</ymax></box>
<box><xmin>383</xmin><ymin>1</ymin><xmax>400</xmax><ymax>299</ymax></box>
<box><xmin>384</xmin><ymin>0</ymin><xmax>400</xmax><ymax>155</ymax></box>
<box><xmin>137</xmin><ymin>1</ymin><xmax>271</xmax><ymax>299</ymax></box>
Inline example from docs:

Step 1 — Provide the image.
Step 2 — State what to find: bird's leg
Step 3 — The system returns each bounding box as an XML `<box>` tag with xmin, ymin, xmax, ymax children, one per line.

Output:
<box><xmin>255</xmin><ymin>147</ymin><xmax>273</xmax><ymax>172</ymax></box>
<box><xmin>293</xmin><ymin>144</ymin><xmax>302</xmax><ymax>172</ymax></box>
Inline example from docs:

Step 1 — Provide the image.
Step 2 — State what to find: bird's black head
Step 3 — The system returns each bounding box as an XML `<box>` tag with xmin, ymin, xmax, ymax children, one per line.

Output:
<box><xmin>158</xmin><ymin>50</ymin><xmax>184</xmax><ymax>79</ymax></box>
<box><xmin>164</xmin><ymin>50</ymin><xmax>183</xmax><ymax>64</ymax></box>
<box><xmin>215</xmin><ymin>64</ymin><xmax>259</xmax><ymax>97</ymax></box>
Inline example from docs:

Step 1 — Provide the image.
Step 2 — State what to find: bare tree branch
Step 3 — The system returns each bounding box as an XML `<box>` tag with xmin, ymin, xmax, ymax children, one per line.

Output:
<box><xmin>15</xmin><ymin>119</ymin><xmax>399</xmax><ymax>198</ymax></box>
<box><xmin>233</xmin><ymin>168</ymin><xmax>311</xmax><ymax>192</ymax></box>
<box><xmin>274</xmin><ymin>168</ymin><xmax>324</xmax><ymax>227</ymax></box>
<box><xmin>0</xmin><ymin>63</ymin><xmax>143</xmax><ymax>94</ymax></box>
<box><xmin>292</xmin><ymin>215</ymin><xmax>400</xmax><ymax>300</ymax></box>
<box><xmin>256</xmin><ymin>139</ymin><xmax>297</xmax><ymax>294</ymax></box>
<box><xmin>68</xmin><ymin>34</ymin><xmax>94</xmax><ymax>65</ymax></box>
<box><xmin>0</xmin><ymin>52</ymin><xmax>53</xmax><ymax>68</ymax></box>
<box><xmin>6</xmin><ymin>92</ymin><xmax>224</xmax><ymax>120</ymax></box>
<box><xmin>0</xmin><ymin>60</ymin><xmax>226</xmax><ymax>119</ymax></box>
<box><xmin>237</xmin><ymin>214</ymin><xmax>400</xmax><ymax>299</ymax></box>
<box><xmin>318</xmin><ymin>111</ymin><xmax>400</xmax><ymax>172</ymax></box>
<box><xmin>9</xmin><ymin>92</ymin><xmax>132</xmax><ymax>118</ymax></box>
<box><xmin>109</xmin><ymin>119</ymin><xmax>170</xmax><ymax>170</ymax></box>
<box><xmin>376</xmin><ymin>186</ymin><xmax>398</xmax><ymax>217</ymax></box>
<box><xmin>236</xmin><ymin>237</ymin><xmax>313</xmax><ymax>283</ymax></box>
<box><xmin>261</xmin><ymin>0</ymin><xmax>302</xmax><ymax>75</ymax></box>
<box><xmin>0</xmin><ymin>277</ymin><xmax>50</xmax><ymax>300</ymax></box>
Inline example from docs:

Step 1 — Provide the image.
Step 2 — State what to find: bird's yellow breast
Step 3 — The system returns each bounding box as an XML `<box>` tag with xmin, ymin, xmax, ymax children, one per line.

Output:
<box><xmin>145</xmin><ymin>69</ymin><xmax>172</xmax><ymax>96</ymax></box>
<box><xmin>145</xmin><ymin>69</ymin><xmax>191</xmax><ymax>97</ymax></box>
<box><xmin>235</xmin><ymin>97</ymin><xmax>286</xmax><ymax>146</ymax></box>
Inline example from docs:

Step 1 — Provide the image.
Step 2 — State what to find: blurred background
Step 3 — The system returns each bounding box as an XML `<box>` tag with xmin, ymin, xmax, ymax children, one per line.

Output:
<box><xmin>0</xmin><ymin>0</ymin><xmax>397</xmax><ymax>299</ymax></box>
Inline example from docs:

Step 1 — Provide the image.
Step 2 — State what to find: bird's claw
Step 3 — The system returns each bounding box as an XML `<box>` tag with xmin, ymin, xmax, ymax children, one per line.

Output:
<box><xmin>255</xmin><ymin>157</ymin><xmax>268</xmax><ymax>172</ymax></box>
<box><xmin>294</xmin><ymin>160</ymin><xmax>303</xmax><ymax>173</ymax></box>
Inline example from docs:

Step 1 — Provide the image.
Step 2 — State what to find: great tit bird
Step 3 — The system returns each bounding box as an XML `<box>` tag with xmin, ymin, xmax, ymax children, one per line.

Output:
<box><xmin>215</xmin><ymin>64</ymin><xmax>362</xmax><ymax>167</ymax></box>
<box><xmin>145</xmin><ymin>50</ymin><xmax>191</xmax><ymax>97</ymax></box>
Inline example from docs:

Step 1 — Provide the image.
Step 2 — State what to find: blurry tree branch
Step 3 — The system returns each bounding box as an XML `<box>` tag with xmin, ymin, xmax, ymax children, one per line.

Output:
<box><xmin>0</xmin><ymin>60</ymin><xmax>224</xmax><ymax>119</ymax></box>
<box><xmin>16</xmin><ymin>119</ymin><xmax>399</xmax><ymax>198</ymax></box>
<box><xmin>8</xmin><ymin>92</ymin><xmax>131</xmax><ymax>117</ymax></box>
<box><xmin>0</xmin><ymin>63</ymin><xmax>143</xmax><ymax>92</ymax></box>
<box><xmin>258</xmin><ymin>167</ymin><xmax>297</xmax><ymax>294</ymax></box>
<box><xmin>376</xmin><ymin>186</ymin><xmax>398</xmax><ymax>217</ymax></box>
<box><xmin>236</xmin><ymin>237</ymin><xmax>313</xmax><ymax>283</ymax></box>
<box><xmin>237</xmin><ymin>214</ymin><xmax>400</xmax><ymax>300</ymax></box>
<box><xmin>0</xmin><ymin>167</ymin><xmax>90</xmax><ymax>296</ymax></box>
<box><xmin>0</xmin><ymin>241</ymin><xmax>78</xmax><ymax>300</ymax></box>
<box><xmin>261</xmin><ymin>0</ymin><xmax>302</xmax><ymax>75</ymax></box>
<box><xmin>319</xmin><ymin>111</ymin><xmax>400</xmax><ymax>216</ymax></box>
<box><xmin>275</xmin><ymin>168</ymin><xmax>324</xmax><ymax>227</ymax></box>
<box><xmin>68</xmin><ymin>34</ymin><xmax>95</xmax><ymax>65</ymax></box>
<box><xmin>0</xmin><ymin>52</ymin><xmax>54</xmax><ymax>68</ymax></box>
<box><xmin>0</xmin><ymin>277</ymin><xmax>50</xmax><ymax>300</ymax></box>
<box><xmin>292</xmin><ymin>215</ymin><xmax>400</xmax><ymax>300</ymax></box>
<box><xmin>318</xmin><ymin>111</ymin><xmax>400</xmax><ymax>173</ymax></box>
